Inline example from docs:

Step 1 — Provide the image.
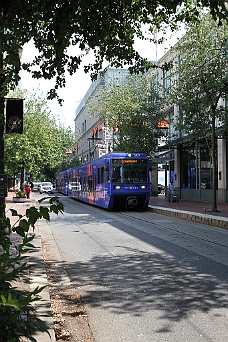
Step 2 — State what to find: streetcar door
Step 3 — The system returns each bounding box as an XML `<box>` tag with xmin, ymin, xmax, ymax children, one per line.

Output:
<box><xmin>104</xmin><ymin>165</ymin><xmax>110</xmax><ymax>203</ymax></box>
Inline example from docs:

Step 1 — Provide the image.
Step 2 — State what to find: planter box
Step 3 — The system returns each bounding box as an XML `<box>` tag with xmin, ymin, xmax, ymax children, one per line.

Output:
<box><xmin>13</xmin><ymin>197</ymin><xmax>26</xmax><ymax>203</ymax></box>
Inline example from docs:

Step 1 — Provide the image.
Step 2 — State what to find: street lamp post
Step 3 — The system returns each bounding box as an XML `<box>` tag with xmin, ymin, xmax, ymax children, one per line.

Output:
<box><xmin>0</xmin><ymin>46</ymin><xmax>23</xmax><ymax>220</ymax></box>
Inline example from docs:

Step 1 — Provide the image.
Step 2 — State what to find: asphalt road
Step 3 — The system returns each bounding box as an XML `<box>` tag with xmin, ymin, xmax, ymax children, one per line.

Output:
<box><xmin>39</xmin><ymin>195</ymin><xmax>228</xmax><ymax>342</ymax></box>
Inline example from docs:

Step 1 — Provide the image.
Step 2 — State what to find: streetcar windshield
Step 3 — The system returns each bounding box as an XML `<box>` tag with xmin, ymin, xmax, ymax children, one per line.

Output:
<box><xmin>111</xmin><ymin>159</ymin><xmax>148</xmax><ymax>183</ymax></box>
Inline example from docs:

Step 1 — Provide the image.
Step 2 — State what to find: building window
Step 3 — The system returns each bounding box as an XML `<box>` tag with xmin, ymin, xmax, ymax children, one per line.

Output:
<box><xmin>180</xmin><ymin>145</ymin><xmax>213</xmax><ymax>190</ymax></box>
<box><xmin>168</xmin><ymin>111</ymin><xmax>175</xmax><ymax>142</ymax></box>
<box><xmin>181</xmin><ymin>148</ymin><xmax>197</xmax><ymax>189</ymax></box>
<box><xmin>82</xmin><ymin>120</ymin><xmax>87</xmax><ymax>134</ymax></box>
<box><xmin>200</xmin><ymin>148</ymin><xmax>212</xmax><ymax>190</ymax></box>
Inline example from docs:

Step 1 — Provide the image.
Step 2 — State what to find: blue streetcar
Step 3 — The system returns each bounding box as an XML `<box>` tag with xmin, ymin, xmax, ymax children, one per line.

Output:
<box><xmin>57</xmin><ymin>152</ymin><xmax>150</xmax><ymax>210</ymax></box>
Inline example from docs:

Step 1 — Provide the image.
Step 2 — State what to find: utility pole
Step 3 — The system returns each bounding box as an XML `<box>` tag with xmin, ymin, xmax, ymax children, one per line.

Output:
<box><xmin>0</xmin><ymin>50</ymin><xmax>5</xmax><ymax>218</ymax></box>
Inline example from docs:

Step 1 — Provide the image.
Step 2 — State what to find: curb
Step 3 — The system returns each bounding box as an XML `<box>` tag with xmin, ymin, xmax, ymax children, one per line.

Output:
<box><xmin>148</xmin><ymin>205</ymin><xmax>228</xmax><ymax>230</ymax></box>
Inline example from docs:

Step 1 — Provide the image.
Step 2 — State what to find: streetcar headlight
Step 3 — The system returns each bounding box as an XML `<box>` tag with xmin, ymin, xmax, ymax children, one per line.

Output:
<box><xmin>114</xmin><ymin>185</ymin><xmax>121</xmax><ymax>190</ymax></box>
<box><xmin>140</xmin><ymin>185</ymin><xmax>147</xmax><ymax>189</ymax></box>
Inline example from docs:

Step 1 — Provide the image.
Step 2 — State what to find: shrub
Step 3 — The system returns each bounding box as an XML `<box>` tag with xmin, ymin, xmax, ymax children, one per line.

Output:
<box><xmin>0</xmin><ymin>196</ymin><xmax>64</xmax><ymax>342</ymax></box>
<box><xmin>15</xmin><ymin>190</ymin><xmax>26</xmax><ymax>198</ymax></box>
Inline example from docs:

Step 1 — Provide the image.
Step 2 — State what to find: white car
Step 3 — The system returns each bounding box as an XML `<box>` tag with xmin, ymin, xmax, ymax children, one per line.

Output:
<box><xmin>39</xmin><ymin>182</ymin><xmax>54</xmax><ymax>194</ymax></box>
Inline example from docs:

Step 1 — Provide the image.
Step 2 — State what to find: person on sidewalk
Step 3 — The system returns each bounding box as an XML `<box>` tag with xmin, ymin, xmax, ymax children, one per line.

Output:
<box><xmin>168</xmin><ymin>182</ymin><xmax>174</xmax><ymax>200</ymax></box>
<box><xmin>168</xmin><ymin>182</ymin><xmax>175</xmax><ymax>192</ymax></box>
<box><xmin>25</xmin><ymin>183</ymin><xmax>31</xmax><ymax>199</ymax></box>
<box><xmin>168</xmin><ymin>181</ymin><xmax>178</xmax><ymax>202</ymax></box>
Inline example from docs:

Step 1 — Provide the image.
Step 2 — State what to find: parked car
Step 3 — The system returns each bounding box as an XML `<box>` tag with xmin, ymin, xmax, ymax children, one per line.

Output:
<box><xmin>158</xmin><ymin>184</ymin><xmax>165</xmax><ymax>194</ymax></box>
<box><xmin>39</xmin><ymin>182</ymin><xmax>54</xmax><ymax>194</ymax></box>
<box><xmin>32</xmin><ymin>182</ymin><xmax>41</xmax><ymax>191</ymax></box>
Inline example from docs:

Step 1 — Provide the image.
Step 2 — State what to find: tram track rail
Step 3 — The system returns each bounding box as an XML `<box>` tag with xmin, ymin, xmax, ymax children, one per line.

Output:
<box><xmin>116</xmin><ymin>210</ymin><xmax>228</xmax><ymax>250</ymax></box>
<box><xmin>65</xmin><ymin>198</ymin><xmax>228</xmax><ymax>264</ymax></box>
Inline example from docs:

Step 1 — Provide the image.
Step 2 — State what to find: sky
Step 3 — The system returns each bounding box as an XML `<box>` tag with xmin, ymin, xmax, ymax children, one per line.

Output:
<box><xmin>20</xmin><ymin>29</ymin><xmax>183</xmax><ymax>129</ymax></box>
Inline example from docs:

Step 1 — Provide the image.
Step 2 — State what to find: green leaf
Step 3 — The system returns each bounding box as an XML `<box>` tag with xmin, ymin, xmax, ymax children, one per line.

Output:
<box><xmin>18</xmin><ymin>219</ymin><xmax>30</xmax><ymax>232</ymax></box>
<box><xmin>9</xmin><ymin>209</ymin><xmax>22</xmax><ymax>219</ymax></box>
<box><xmin>26</xmin><ymin>207</ymin><xmax>41</xmax><ymax>227</ymax></box>
<box><xmin>13</xmin><ymin>225</ymin><xmax>25</xmax><ymax>237</ymax></box>
<box><xmin>39</xmin><ymin>206</ymin><xmax>50</xmax><ymax>221</ymax></box>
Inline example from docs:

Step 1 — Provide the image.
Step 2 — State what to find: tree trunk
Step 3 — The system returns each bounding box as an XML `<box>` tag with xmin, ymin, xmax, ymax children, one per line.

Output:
<box><xmin>20</xmin><ymin>165</ymin><xmax>24</xmax><ymax>190</ymax></box>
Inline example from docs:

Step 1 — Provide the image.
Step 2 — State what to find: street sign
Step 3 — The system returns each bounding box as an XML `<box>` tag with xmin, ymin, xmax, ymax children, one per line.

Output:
<box><xmin>0</xmin><ymin>174</ymin><xmax>7</xmax><ymax>197</ymax></box>
<box><xmin>99</xmin><ymin>149</ymin><xmax>106</xmax><ymax>157</ymax></box>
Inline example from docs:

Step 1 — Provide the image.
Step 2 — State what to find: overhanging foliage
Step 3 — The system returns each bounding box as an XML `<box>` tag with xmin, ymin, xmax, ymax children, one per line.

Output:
<box><xmin>168</xmin><ymin>14</ymin><xmax>228</xmax><ymax>211</ymax></box>
<box><xmin>88</xmin><ymin>74</ymin><xmax>165</xmax><ymax>155</ymax></box>
<box><xmin>4</xmin><ymin>89</ymin><xmax>75</xmax><ymax>179</ymax></box>
<box><xmin>1</xmin><ymin>0</ymin><xmax>227</xmax><ymax>101</ymax></box>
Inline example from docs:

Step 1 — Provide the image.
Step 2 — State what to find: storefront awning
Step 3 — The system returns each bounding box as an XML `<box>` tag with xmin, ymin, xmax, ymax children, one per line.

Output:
<box><xmin>152</xmin><ymin>150</ymin><xmax>174</xmax><ymax>163</ymax></box>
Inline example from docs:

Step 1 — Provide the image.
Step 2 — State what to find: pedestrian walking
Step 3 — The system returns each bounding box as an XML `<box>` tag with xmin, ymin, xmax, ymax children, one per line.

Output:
<box><xmin>168</xmin><ymin>181</ymin><xmax>175</xmax><ymax>192</ymax></box>
<box><xmin>25</xmin><ymin>183</ymin><xmax>31</xmax><ymax>199</ymax></box>
<box><xmin>168</xmin><ymin>181</ymin><xmax>178</xmax><ymax>202</ymax></box>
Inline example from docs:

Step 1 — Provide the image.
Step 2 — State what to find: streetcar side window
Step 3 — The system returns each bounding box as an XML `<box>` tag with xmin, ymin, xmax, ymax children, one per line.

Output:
<box><xmin>76</xmin><ymin>177</ymin><xmax>81</xmax><ymax>191</ymax></box>
<box><xmin>93</xmin><ymin>175</ymin><xmax>96</xmax><ymax>191</ymax></box>
<box><xmin>83</xmin><ymin>176</ymin><xmax>87</xmax><ymax>191</ymax></box>
<box><xmin>88</xmin><ymin>175</ymin><xmax>92</xmax><ymax>191</ymax></box>
<box><xmin>70</xmin><ymin>177</ymin><xmax>76</xmax><ymax>190</ymax></box>
<box><xmin>98</xmin><ymin>168</ymin><xmax>101</xmax><ymax>184</ymax></box>
<box><xmin>98</xmin><ymin>167</ymin><xmax>104</xmax><ymax>184</ymax></box>
<box><xmin>80</xmin><ymin>177</ymin><xmax>83</xmax><ymax>191</ymax></box>
<box><xmin>71</xmin><ymin>177</ymin><xmax>81</xmax><ymax>191</ymax></box>
<box><xmin>106</xmin><ymin>168</ymin><xmax>110</xmax><ymax>183</ymax></box>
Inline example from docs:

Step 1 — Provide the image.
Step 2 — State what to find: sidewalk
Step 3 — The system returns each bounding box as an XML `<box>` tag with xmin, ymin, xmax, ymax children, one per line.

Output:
<box><xmin>5</xmin><ymin>191</ymin><xmax>56</xmax><ymax>342</ymax></box>
<box><xmin>149</xmin><ymin>194</ymin><xmax>228</xmax><ymax>229</ymax></box>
